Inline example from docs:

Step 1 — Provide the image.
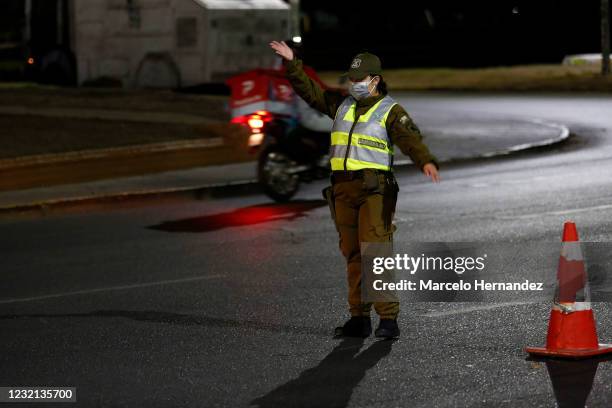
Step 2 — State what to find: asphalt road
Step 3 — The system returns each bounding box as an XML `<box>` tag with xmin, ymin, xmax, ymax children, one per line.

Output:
<box><xmin>2</xmin><ymin>93</ymin><xmax>612</xmax><ymax>407</ymax></box>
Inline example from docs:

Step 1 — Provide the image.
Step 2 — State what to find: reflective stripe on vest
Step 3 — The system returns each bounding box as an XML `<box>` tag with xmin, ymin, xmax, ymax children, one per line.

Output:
<box><xmin>330</xmin><ymin>95</ymin><xmax>397</xmax><ymax>171</ymax></box>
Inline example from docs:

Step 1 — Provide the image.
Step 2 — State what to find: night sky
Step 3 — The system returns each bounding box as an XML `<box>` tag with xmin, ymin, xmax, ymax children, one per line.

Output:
<box><xmin>299</xmin><ymin>0</ymin><xmax>607</xmax><ymax>69</ymax></box>
<box><xmin>0</xmin><ymin>0</ymin><xmax>608</xmax><ymax>72</ymax></box>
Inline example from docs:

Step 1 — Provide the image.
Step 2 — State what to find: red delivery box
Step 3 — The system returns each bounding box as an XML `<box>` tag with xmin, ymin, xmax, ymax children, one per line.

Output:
<box><xmin>226</xmin><ymin>69</ymin><xmax>294</xmax><ymax>119</ymax></box>
<box><xmin>225</xmin><ymin>66</ymin><xmax>332</xmax><ymax>119</ymax></box>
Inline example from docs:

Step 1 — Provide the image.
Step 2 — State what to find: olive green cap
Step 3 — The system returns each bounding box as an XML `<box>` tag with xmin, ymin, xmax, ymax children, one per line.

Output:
<box><xmin>345</xmin><ymin>52</ymin><xmax>382</xmax><ymax>79</ymax></box>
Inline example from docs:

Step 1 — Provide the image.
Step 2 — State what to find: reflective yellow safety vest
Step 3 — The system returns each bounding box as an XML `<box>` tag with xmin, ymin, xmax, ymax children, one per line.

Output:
<box><xmin>330</xmin><ymin>95</ymin><xmax>397</xmax><ymax>171</ymax></box>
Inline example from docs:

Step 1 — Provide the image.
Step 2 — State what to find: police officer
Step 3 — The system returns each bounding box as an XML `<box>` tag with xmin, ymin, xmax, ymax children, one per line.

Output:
<box><xmin>270</xmin><ymin>41</ymin><xmax>440</xmax><ymax>339</ymax></box>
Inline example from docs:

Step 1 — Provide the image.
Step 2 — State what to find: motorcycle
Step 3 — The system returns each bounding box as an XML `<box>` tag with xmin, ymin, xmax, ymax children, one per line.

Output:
<box><xmin>227</xmin><ymin>67</ymin><xmax>337</xmax><ymax>202</ymax></box>
<box><xmin>248</xmin><ymin>112</ymin><xmax>330</xmax><ymax>201</ymax></box>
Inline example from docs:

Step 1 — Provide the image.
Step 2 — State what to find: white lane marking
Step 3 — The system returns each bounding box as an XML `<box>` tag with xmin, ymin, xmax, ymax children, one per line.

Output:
<box><xmin>0</xmin><ymin>274</ymin><xmax>225</xmax><ymax>305</ymax></box>
<box><xmin>421</xmin><ymin>301</ymin><xmax>538</xmax><ymax>317</ymax></box>
<box><xmin>497</xmin><ymin>204</ymin><xmax>612</xmax><ymax>220</ymax></box>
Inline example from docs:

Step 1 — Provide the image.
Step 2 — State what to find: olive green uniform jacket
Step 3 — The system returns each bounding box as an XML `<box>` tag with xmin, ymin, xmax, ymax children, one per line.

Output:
<box><xmin>284</xmin><ymin>59</ymin><xmax>439</xmax><ymax>170</ymax></box>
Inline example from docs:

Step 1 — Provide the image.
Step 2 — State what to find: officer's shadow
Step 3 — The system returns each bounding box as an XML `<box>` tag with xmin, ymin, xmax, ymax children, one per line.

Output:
<box><xmin>251</xmin><ymin>338</ymin><xmax>394</xmax><ymax>408</ymax></box>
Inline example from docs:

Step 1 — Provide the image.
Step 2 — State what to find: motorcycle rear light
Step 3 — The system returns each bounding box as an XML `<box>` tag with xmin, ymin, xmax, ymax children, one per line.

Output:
<box><xmin>247</xmin><ymin>116</ymin><xmax>265</xmax><ymax>129</ymax></box>
<box><xmin>248</xmin><ymin>133</ymin><xmax>264</xmax><ymax>147</ymax></box>
<box><xmin>231</xmin><ymin>111</ymin><xmax>272</xmax><ymax>134</ymax></box>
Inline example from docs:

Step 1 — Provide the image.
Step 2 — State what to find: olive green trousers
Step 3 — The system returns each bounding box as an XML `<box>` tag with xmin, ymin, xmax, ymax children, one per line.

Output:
<box><xmin>332</xmin><ymin>174</ymin><xmax>399</xmax><ymax>320</ymax></box>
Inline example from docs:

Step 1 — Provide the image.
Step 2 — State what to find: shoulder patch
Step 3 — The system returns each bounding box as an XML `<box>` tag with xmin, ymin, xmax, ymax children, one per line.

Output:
<box><xmin>399</xmin><ymin>115</ymin><xmax>409</xmax><ymax>125</ymax></box>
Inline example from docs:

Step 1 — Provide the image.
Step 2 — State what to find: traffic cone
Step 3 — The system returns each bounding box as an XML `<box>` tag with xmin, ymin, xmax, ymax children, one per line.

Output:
<box><xmin>525</xmin><ymin>221</ymin><xmax>612</xmax><ymax>358</ymax></box>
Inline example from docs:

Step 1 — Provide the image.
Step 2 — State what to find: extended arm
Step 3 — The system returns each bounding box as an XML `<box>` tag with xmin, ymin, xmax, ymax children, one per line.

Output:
<box><xmin>387</xmin><ymin>105</ymin><xmax>440</xmax><ymax>182</ymax></box>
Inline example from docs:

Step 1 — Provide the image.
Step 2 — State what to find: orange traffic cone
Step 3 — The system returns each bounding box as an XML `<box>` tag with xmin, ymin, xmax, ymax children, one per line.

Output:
<box><xmin>525</xmin><ymin>221</ymin><xmax>612</xmax><ymax>358</ymax></box>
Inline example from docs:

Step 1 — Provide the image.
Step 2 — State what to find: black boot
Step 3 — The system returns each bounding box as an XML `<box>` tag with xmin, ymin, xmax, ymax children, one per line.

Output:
<box><xmin>375</xmin><ymin>319</ymin><xmax>400</xmax><ymax>339</ymax></box>
<box><xmin>334</xmin><ymin>316</ymin><xmax>372</xmax><ymax>338</ymax></box>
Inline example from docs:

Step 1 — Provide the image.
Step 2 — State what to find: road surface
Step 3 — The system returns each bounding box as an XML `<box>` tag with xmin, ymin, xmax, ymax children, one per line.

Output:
<box><xmin>1</xmin><ymin>93</ymin><xmax>612</xmax><ymax>407</ymax></box>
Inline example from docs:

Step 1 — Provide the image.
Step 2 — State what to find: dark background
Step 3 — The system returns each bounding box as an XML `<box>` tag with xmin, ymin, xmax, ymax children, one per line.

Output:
<box><xmin>299</xmin><ymin>0</ymin><xmax>606</xmax><ymax>69</ymax></box>
<box><xmin>0</xmin><ymin>0</ymin><xmax>608</xmax><ymax>78</ymax></box>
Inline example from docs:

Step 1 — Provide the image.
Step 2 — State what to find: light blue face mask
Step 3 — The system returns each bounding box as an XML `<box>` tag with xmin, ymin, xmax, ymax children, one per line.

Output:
<box><xmin>349</xmin><ymin>77</ymin><xmax>375</xmax><ymax>100</ymax></box>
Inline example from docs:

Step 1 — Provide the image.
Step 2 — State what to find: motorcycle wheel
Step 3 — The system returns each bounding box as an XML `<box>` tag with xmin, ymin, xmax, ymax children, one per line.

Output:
<box><xmin>258</xmin><ymin>145</ymin><xmax>300</xmax><ymax>202</ymax></box>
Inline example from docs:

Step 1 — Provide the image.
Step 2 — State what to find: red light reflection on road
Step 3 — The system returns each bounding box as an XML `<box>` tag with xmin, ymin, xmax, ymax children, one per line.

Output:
<box><xmin>148</xmin><ymin>200</ymin><xmax>327</xmax><ymax>233</ymax></box>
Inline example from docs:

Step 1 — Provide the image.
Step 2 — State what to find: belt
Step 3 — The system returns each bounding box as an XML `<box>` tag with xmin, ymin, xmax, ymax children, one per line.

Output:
<box><xmin>331</xmin><ymin>169</ymin><xmax>392</xmax><ymax>184</ymax></box>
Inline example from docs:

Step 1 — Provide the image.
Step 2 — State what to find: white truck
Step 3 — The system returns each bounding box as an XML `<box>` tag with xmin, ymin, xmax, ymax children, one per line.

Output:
<box><xmin>15</xmin><ymin>0</ymin><xmax>292</xmax><ymax>88</ymax></box>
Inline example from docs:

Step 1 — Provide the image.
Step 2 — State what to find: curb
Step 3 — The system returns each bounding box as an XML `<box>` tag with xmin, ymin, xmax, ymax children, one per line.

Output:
<box><xmin>0</xmin><ymin>122</ymin><xmax>251</xmax><ymax>192</ymax></box>
<box><xmin>0</xmin><ymin>138</ymin><xmax>224</xmax><ymax>170</ymax></box>
<box><xmin>0</xmin><ymin>181</ymin><xmax>262</xmax><ymax>217</ymax></box>
<box><xmin>442</xmin><ymin>118</ymin><xmax>571</xmax><ymax>161</ymax></box>
<box><xmin>0</xmin><ymin>119</ymin><xmax>571</xmax><ymax>217</ymax></box>
<box><xmin>479</xmin><ymin>119</ymin><xmax>570</xmax><ymax>158</ymax></box>
<box><xmin>0</xmin><ymin>105</ymin><xmax>219</xmax><ymax>126</ymax></box>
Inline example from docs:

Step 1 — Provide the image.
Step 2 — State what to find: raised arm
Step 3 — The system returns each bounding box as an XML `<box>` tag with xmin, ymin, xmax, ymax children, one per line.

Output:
<box><xmin>269</xmin><ymin>40</ymin><xmax>345</xmax><ymax>119</ymax></box>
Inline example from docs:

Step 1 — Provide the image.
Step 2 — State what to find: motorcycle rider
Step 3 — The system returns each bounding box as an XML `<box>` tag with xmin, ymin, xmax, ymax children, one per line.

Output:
<box><xmin>270</xmin><ymin>41</ymin><xmax>440</xmax><ymax>339</ymax></box>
